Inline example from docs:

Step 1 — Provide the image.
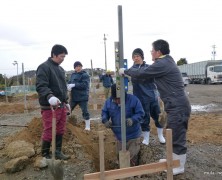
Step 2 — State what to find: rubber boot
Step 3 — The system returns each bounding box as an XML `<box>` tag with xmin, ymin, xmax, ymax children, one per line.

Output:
<box><xmin>172</xmin><ymin>153</ymin><xmax>186</xmax><ymax>175</ymax></box>
<box><xmin>41</xmin><ymin>140</ymin><xmax>51</xmax><ymax>159</ymax></box>
<box><xmin>159</xmin><ymin>153</ymin><xmax>187</xmax><ymax>175</ymax></box>
<box><xmin>157</xmin><ymin>128</ymin><xmax>166</xmax><ymax>144</ymax></box>
<box><xmin>142</xmin><ymin>131</ymin><xmax>150</xmax><ymax>145</ymax></box>
<box><xmin>84</xmin><ymin>119</ymin><xmax>90</xmax><ymax>131</ymax></box>
<box><xmin>55</xmin><ymin>135</ymin><xmax>70</xmax><ymax>160</ymax></box>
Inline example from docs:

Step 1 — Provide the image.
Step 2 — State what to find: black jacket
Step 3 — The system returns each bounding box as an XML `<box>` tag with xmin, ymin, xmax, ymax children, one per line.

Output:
<box><xmin>36</xmin><ymin>58</ymin><xmax>68</xmax><ymax>108</ymax></box>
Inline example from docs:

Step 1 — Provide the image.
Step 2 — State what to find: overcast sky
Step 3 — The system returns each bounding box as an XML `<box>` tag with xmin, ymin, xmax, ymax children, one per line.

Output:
<box><xmin>1</xmin><ymin>0</ymin><xmax>222</xmax><ymax>77</ymax></box>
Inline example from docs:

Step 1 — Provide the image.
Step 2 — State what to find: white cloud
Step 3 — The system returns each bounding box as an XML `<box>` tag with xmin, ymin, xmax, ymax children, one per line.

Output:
<box><xmin>1</xmin><ymin>0</ymin><xmax>222</xmax><ymax>76</ymax></box>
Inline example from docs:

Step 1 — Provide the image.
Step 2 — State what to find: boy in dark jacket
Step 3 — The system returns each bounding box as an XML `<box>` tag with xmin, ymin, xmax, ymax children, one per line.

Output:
<box><xmin>130</xmin><ymin>48</ymin><xmax>165</xmax><ymax>145</ymax></box>
<box><xmin>102</xmin><ymin>84</ymin><xmax>145</xmax><ymax>166</ymax></box>
<box><xmin>67</xmin><ymin>61</ymin><xmax>90</xmax><ymax>130</ymax></box>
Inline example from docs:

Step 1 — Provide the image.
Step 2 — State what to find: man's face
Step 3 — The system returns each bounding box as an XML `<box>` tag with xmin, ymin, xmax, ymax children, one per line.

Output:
<box><xmin>75</xmin><ymin>65</ymin><xmax>82</xmax><ymax>72</ymax></box>
<box><xmin>132</xmin><ymin>54</ymin><xmax>143</xmax><ymax>64</ymax></box>
<box><xmin>52</xmin><ymin>53</ymin><xmax>66</xmax><ymax>64</ymax></box>
<box><xmin>150</xmin><ymin>46</ymin><xmax>162</xmax><ymax>61</ymax></box>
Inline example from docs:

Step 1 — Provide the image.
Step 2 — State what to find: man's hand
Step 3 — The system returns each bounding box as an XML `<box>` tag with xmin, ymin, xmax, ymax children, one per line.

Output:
<box><xmin>65</xmin><ymin>103</ymin><xmax>71</xmax><ymax>115</ymax></box>
<box><xmin>48</xmin><ymin>97</ymin><xmax>61</xmax><ymax>106</ymax></box>
<box><xmin>126</xmin><ymin>118</ymin><xmax>133</xmax><ymax>126</ymax></box>
<box><xmin>104</xmin><ymin>121</ymin><xmax>112</xmax><ymax>128</ymax></box>
<box><xmin>67</xmin><ymin>84</ymin><xmax>75</xmax><ymax>91</ymax></box>
<box><xmin>119</xmin><ymin>68</ymin><xmax>126</xmax><ymax>76</ymax></box>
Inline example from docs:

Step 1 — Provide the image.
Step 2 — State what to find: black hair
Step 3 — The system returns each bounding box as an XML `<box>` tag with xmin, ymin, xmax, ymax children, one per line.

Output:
<box><xmin>51</xmin><ymin>44</ymin><xmax>68</xmax><ymax>57</ymax></box>
<box><xmin>152</xmin><ymin>39</ymin><xmax>170</xmax><ymax>55</ymax></box>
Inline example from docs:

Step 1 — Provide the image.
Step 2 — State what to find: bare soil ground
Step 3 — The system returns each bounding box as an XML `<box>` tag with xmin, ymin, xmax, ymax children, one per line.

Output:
<box><xmin>0</xmin><ymin>84</ymin><xmax>221</xmax><ymax>180</ymax></box>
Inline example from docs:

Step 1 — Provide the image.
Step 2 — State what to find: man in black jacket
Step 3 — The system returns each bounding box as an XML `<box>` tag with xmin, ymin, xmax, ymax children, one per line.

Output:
<box><xmin>36</xmin><ymin>44</ymin><xmax>70</xmax><ymax>160</ymax></box>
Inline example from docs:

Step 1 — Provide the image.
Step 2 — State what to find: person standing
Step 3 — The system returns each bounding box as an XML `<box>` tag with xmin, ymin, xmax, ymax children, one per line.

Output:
<box><xmin>36</xmin><ymin>44</ymin><xmax>70</xmax><ymax>160</ymax></box>
<box><xmin>100</xmin><ymin>70</ymin><xmax>114</xmax><ymax>99</ymax></box>
<box><xmin>130</xmin><ymin>48</ymin><xmax>165</xmax><ymax>145</ymax></box>
<box><xmin>67</xmin><ymin>61</ymin><xmax>91</xmax><ymax>130</ymax></box>
<box><xmin>119</xmin><ymin>39</ymin><xmax>191</xmax><ymax>175</ymax></box>
<box><xmin>102</xmin><ymin>84</ymin><xmax>144</xmax><ymax>166</ymax></box>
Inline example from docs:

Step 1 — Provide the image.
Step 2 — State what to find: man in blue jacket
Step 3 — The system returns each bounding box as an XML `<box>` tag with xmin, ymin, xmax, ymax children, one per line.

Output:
<box><xmin>102</xmin><ymin>84</ymin><xmax>145</xmax><ymax>166</ymax></box>
<box><xmin>130</xmin><ymin>48</ymin><xmax>165</xmax><ymax>145</ymax></box>
<box><xmin>67</xmin><ymin>61</ymin><xmax>91</xmax><ymax>130</ymax></box>
<box><xmin>100</xmin><ymin>70</ymin><xmax>114</xmax><ymax>99</ymax></box>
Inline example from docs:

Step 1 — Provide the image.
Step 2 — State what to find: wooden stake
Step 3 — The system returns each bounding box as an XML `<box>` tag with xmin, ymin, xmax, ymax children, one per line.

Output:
<box><xmin>98</xmin><ymin>131</ymin><xmax>105</xmax><ymax>180</ymax></box>
<box><xmin>166</xmin><ymin>129</ymin><xmax>173</xmax><ymax>180</ymax></box>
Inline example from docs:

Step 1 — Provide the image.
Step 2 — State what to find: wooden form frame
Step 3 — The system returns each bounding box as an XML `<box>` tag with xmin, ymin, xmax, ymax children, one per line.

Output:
<box><xmin>84</xmin><ymin>129</ymin><xmax>179</xmax><ymax>180</ymax></box>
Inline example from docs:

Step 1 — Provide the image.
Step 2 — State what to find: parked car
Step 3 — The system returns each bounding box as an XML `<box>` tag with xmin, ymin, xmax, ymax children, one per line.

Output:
<box><xmin>0</xmin><ymin>91</ymin><xmax>5</xmax><ymax>96</ymax></box>
<box><xmin>181</xmin><ymin>73</ymin><xmax>190</xmax><ymax>86</ymax></box>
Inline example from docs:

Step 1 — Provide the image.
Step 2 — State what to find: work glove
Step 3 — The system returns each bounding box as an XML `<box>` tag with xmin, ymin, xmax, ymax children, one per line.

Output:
<box><xmin>65</xmin><ymin>103</ymin><xmax>71</xmax><ymax>115</ymax></box>
<box><xmin>104</xmin><ymin>121</ymin><xmax>112</xmax><ymax>128</ymax></box>
<box><xmin>48</xmin><ymin>96</ymin><xmax>61</xmax><ymax>106</ymax></box>
<box><xmin>119</xmin><ymin>68</ymin><xmax>126</xmax><ymax>76</ymax></box>
<box><xmin>67</xmin><ymin>84</ymin><xmax>75</xmax><ymax>91</ymax></box>
<box><xmin>126</xmin><ymin>118</ymin><xmax>133</xmax><ymax>126</ymax></box>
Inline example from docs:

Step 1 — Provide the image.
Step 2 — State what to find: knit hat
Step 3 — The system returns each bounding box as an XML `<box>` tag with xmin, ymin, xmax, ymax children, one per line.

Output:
<box><xmin>132</xmin><ymin>48</ymin><xmax>144</xmax><ymax>60</ymax></box>
<box><xmin>74</xmin><ymin>61</ymin><xmax>82</xmax><ymax>68</ymax></box>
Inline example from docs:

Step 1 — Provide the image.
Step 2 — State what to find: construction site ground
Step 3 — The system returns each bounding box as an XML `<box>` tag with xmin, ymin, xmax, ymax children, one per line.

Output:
<box><xmin>0</xmin><ymin>84</ymin><xmax>221</xmax><ymax>180</ymax></box>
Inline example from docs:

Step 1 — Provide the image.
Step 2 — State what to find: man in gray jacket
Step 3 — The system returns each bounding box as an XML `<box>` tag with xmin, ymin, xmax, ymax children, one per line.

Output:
<box><xmin>119</xmin><ymin>39</ymin><xmax>191</xmax><ymax>175</ymax></box>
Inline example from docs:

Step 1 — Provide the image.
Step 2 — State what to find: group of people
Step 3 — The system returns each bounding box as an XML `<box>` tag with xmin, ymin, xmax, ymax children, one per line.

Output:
<box><xmin>36</xmin><ymin>39</ymin><xmax>191</xmax><ymax>176</ymax></box>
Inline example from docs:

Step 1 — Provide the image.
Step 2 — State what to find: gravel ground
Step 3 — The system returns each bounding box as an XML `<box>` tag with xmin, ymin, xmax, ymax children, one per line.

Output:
<box><xmin>0</xmin><ymin>84</ymin><xmax>221</xmax><ymax>180</ymax></box>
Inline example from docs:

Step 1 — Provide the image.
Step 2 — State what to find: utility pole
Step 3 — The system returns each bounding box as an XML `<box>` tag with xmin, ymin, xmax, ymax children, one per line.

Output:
<box><xmin>103</xmin><ymin>34</ymin><xmax>107</xmax><ymax>71</ymax></box>
<box><xmin>212</xmin><ymin>45</ymin><xmax>216</xmax><ymax>60</ymax></box>
<box><xmin>12</xmin><ymin>60</ymin><xmax>19</xmax><ymax>86</ymax></box>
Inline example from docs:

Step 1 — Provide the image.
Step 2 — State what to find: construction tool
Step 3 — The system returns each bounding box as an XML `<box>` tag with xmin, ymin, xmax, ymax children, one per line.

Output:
<box><xmin>0</xmin><ymin>124</ymin><xmax>28</xmax><ymax>127</ymax></box>
<box><xmin>47</xmin><ymin>107</ymin><xmax>64</xmax><ymax>180</ymax></box>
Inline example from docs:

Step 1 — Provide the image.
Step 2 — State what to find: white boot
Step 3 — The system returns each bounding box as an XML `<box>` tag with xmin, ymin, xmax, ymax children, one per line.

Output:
<box><xmin>142</xmin><ymin>131</ymin><xmax>150</xmax><ymax>145</ymax></box>
<box><xmin>157</xmin><ymin>128</ymin><xmax>166</xmax><ymax>144</ymax></box>
<box><xmin>159</xmin><ymin>153</ymin><xmax>186</xmax><ymax>175</ymax></box>
<box><xmin>84</xmin><ymin>119</ymin><xmax>90</xmax><ymax>131</ymax></box>
<box><xmin>172</xmin><ymin>153</ymin><xmax>186</xmax><ymax>175</ymax></box>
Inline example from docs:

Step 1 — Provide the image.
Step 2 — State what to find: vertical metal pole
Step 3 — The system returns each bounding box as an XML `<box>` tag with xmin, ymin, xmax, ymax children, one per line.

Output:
<box><xmin>104</xmin><ymin>34</ymin><xmax>107</xmax><ymax>71</ymax></box>
<box><xmin>4</xmin><ymin>74</ymin><xmax>8</xmax><ymax>103</ymax></box>
<box><xmin>118</xmin><ymin>5</ymin><xmax>126</xmax><ymax>152</ymax></box>
<box><xmin>22</xmin><ymin>63</ymin><xmax>27</xmax><ymax>112</ymax></box>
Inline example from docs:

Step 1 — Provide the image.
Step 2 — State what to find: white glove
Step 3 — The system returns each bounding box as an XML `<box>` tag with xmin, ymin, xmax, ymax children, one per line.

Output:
<box><xmin>65</xmin><ymin>103</ymin><xmax>71</xmax><ymax>115</ymax></box>
<box><xmin>67</xmin><ymin>84</ymin><xmax>75</xmax><ymax>91</ymax></box>
<box><xmin>48</xmin><ymin>96</ymin><xmax>61</xmax><ymax>106</ymax></box>
<box><xmin>119</xmin><ymin>68</ymin><xmax>126</xmax><ymax>76</ymax></box>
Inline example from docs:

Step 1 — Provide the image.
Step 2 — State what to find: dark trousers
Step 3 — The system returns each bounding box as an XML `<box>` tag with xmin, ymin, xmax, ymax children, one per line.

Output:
<box><xmin>141</xmin><ymin>100</ymin><xmax>162</xmax><ymax>131</ymax></box>
<box><xmin>163</xmin><ymin>94</ymin><xmax>191</xmax><ymax>155</ymax></box>
<box><xmin>70</xmin><ymin>101</ymin><xmax>90</xmax><ymax>120</ymax></box>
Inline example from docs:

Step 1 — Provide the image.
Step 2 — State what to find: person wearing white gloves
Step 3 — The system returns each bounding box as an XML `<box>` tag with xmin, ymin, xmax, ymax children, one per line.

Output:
<box><xmin>67</xmin><ymin>61</ymin><xmax>91</xmax><ymax>130</ymax></box>
<box><xmin>36</xmin><ymin>44</ymin><xmax>70</xmax><ymax>160</ymax></box>
<box><xmin>119</xmin><ymin>39</ymin><xmax>191</xmax><ymax>175</ymax></box>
